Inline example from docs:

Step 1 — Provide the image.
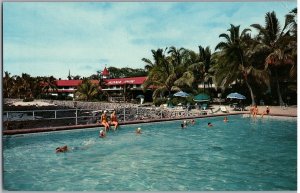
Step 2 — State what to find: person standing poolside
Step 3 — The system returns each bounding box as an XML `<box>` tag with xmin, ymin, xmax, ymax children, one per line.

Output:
<box><xmin>100</xmin><ymin>110</ymin><xmax>110</xmax><ymax>131</ymax></box>
<box><xmin>249</xmin><ymin>105</ymin><xmax>254</xmax><ymax>116</ymax></box>
<box><xmin>252</xmin><ymin>105</ymin><xmax>259</xmax><ymax>118</ymax></box>
<box><xmin>261</xmin><ymin>106</ymin><xmax>270</xmax><ymax>118</ymax></box>
<box><xmin>110</xmin><ymin>110</ymin><xmax>119</xmax><ymax>130</ymax></box>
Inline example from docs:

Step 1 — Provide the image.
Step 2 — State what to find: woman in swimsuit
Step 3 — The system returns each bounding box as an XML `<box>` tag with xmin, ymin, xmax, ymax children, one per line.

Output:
<box><xmin>110</xmin><ymin>110</ymin><xmax>119</xmax><ymax>130</ymax></box>
<box><xmin>100</xmin><ymin>110</ymin><xmax>110</xmax><ymax>131</ymax></box>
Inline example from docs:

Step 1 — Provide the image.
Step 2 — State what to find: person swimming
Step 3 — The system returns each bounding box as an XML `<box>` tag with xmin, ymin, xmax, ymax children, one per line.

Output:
<box><xmin>99</xmin><ymin>129</ymin><xmax>106</xmax><ymax>138</ymax></box>
<box><xmin>191</xmin><ymin>119</ymin><xmax>195</xmax><ymax>125</ymax></box>
<box><xmin>136</xmin><ymin>127</ymin><xmax>142</xmax><ymax>134</ymax></box>
<box><xmin>208</xmin><ymin>122</ymin><xmax>213</xmax><ymax>127</ymax></box>
<box><xmin>223</xmin><ymin>117</ymin><xmax>228</xmax><ymax>122</ymax></box>
<box><xmin>181</xmin><ymin>123</ymin><xmax>185</xmax><ymax>129</ymax></box>
<box><xmin>55</xmin><ymin>145</ymin><xmax>68</xmax><ymax>153</ymax></box>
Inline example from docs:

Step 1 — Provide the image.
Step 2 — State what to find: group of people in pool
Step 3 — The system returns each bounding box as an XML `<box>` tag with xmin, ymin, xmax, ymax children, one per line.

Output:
<box><xmin>180</xmin><ymin>116</ymin><xmax>229</xmax><ymax>129</ymax></box>
<box><xmin>180</xmin><ymin>119</ymin><xmax>195</xmax><ymax>128</ymax></box>
<box><xmin>250</xmin><ymin>105</ymin><xmax>270</xmax><ymax>118</ymax></box>
<box><xmin>56</xmin><ymin>110</ymin><xmax>142</xmax><ymax>153</ymax></box>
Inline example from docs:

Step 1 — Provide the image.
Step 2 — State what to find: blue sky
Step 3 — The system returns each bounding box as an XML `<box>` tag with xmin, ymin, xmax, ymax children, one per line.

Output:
<box><xmin>3</xmin><ymin>1</ymin><xmax>297</xmax><ymax>79</ymax></box>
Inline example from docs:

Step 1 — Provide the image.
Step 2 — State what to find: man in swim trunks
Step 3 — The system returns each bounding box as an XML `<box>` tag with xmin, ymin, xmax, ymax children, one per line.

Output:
<box><xmin>110</xmin><ymin>110</ymin><xmax>119</xmax><ymax>130</ymax></box>
<box><xmin>100</xmin><ymin>110</ymin><xmax>110</xmax><ymax>131</ymax></box>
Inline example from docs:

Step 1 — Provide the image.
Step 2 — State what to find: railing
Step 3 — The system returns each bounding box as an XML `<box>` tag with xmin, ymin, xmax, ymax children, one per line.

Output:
<box><xmin>3</xmin><ymin>106</ymin><xmax>209</xmax><ymax>130</ymax></box>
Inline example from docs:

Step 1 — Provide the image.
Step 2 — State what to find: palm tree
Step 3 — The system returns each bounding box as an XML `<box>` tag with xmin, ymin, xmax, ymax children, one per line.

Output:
<box><xmin>3</xmin><ymin>71</ymin><xmax>13</xmax><ymax>98</ymax></box>
<box><xmin>215</xmin><ymin>24</ymin><xmax>257</xmax><ymax>105</ymax></box>
<box><xmin>142</xmin><ymin>48</ymin><xmax>179</xmax><ymax>98</ymax></box>
<box><xmin>11</xmin><ymin>73</ymin><xmax>33</xmax><ymax>99</ymax></box>
<box><xmin>41</xmin><ymin>76</ymin><xmax>58</xmax><ymax>97</ymax></box>
<box><xmin>75</xmin><ymin>79</ymin><xmax>99</xmax><ymax>101</ymax></box>
<box><xmin>251</xmin><ymin>11</ymin><xmax>296</xmax><ymax>105</ymax></box>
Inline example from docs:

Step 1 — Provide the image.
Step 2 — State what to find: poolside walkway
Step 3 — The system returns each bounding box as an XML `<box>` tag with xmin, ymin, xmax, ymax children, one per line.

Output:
<box><xmin>213</xmin><ymin>105</ymin><xmax>297</xmax><ymax>116</ymax></box>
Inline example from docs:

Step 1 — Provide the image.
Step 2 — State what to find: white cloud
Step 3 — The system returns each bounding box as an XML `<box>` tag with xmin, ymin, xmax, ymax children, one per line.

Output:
<box><xmin>4</xmin><ymin>2</ymin><xmax>296</xmax><ymax>78</ymax></box>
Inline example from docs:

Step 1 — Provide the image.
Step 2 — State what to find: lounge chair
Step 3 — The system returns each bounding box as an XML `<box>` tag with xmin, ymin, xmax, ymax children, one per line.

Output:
<box><xmin>220</xmin><ymin>106</ymin><xmax>229</xmax><ymax>113</ymax></box>
<box><xmin>201</xmin><ymin>103</ymin><xmax>208</xmax><ymax>110</ymax></box>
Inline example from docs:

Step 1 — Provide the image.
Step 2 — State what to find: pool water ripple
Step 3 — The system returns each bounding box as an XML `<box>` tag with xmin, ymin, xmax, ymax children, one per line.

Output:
<box><xmin>3</xmin><ymin>115</ymin><xmax>297</xmax><ymax>191</ymax></box>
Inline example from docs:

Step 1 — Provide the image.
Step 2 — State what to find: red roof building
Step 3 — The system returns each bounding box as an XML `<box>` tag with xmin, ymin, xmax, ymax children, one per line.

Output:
<box><xmin>102</xmin><ymin>67</ymin><xmax>110</xmax><ymax>76</ymax></box>
<box><xmin>104</xmin><ymin>77</ymin><xmax>146</xmax><ymax>86</ymax></box>
<box><xmin>43</xmin><ymin>67</ymin><xmax>150</xmax><ymax>102</ymax></box>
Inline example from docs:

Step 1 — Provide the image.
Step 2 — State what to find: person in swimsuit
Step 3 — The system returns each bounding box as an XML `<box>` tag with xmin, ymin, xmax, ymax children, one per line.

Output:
<box><xmin>110</xmin><ymin>110</ymin><xmax>119</xmax><ymax>130</ymax></box>
<box><xmin>100</xmin><ymin>110</ymin><xmax>110</xmax><ymax>131</ymax></box>
<box><xmin>252</xmin><ymin>105</ymin><xmax>259</xmax><ymax>118</ymax></box>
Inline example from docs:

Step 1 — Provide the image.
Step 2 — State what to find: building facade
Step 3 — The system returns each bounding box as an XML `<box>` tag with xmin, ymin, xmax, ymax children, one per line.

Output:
<box><xmin>47</xmin><ymin>67</ymin><xmax>151</xmax><ymax>102</ymax></box>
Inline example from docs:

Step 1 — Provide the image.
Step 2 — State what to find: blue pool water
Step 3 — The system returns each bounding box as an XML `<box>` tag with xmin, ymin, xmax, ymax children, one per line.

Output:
<box><xmin>3</xmin><ymin>115</ymin><xmax>297</xmax><ymax>191</ymax></box>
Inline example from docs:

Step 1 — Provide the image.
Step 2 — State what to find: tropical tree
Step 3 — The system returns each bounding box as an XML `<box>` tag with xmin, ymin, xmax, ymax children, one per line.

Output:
<box><xmin>192</xmin><ymin>46</ymin><xmax>214</xmax><ymax>91</ymax></box>
<box><xmin>3</xmin><ymin>71</ymin><xmax>13</xmax><ymax>98</ymax></box>
<box><xmin>11</xmin><ymin>73</ymin><xmax>34</xmax><ymax>99</ymax></box>
<box><xmin>251</xmin><ymin>10</ymin><xmax>296</xmax><ymax>105</ymax></box>
<box><xmin>142</xmin><ymin>48</ymin><xmax>179</xmax><ymax>98</ymax></box>
<box><xmin>41</xmin><ymin>76</ymin><xmax>58</xmax><ymax>97</ymax></box>
<box><xmin>214</xmin><ymin>24</ymin><xmax>268</xmax><ymax>105</ymax></box>
<box><xmin>75</xmin><ymin>79</ymin><xmax>100</xmax><ymax>101</ymax></box>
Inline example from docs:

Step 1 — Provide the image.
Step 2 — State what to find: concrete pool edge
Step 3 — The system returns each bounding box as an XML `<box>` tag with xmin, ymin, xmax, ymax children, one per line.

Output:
<box><xmin>2</xmin><ymin>112</ymin><xmax>297</xmax><ymax>135</ymax></box>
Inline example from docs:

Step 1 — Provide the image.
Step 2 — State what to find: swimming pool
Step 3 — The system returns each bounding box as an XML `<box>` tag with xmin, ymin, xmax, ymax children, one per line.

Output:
<box><xmin>3</xmin><ymin>115</ymin><xmax>297</xmax><ymax>191</ymax></box>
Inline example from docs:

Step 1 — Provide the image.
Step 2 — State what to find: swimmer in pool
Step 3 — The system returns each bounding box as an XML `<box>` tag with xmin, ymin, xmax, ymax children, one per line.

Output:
<box><xmin>56</xmin><ymin>145</ymin><xmax>68</xmax><ymax>153</ymax></box>
<box><xmin>136</xmin><ymin>127</ymin><xmax>142</xmax><ymax>134</ymax></box>
<box><xmin>181</xmin><ymin>123</ymin><xmax>185</xmax><ymax>129</ymax></box>
<box><xmin>223</xmin><ymin>117</ymin><xmax>228</xmax><ymax>122</ymax></box>
<box><xmin>99</xmin><ymin>129</ymin><xmax>106</xmax><ymax>138</ymax></box>
<box><xmin>191</xmin><ymin>119</ymin><xmax>195</xmax><ymax>125</ymax></box>
<box><xmin>208</xmin><ymin>122</ymin><xmax>213</xmax><ymax>127</ymax></box>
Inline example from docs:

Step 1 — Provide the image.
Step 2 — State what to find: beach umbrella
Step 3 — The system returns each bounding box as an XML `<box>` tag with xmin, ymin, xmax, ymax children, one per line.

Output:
<box><xmin>226</xmin><ymin>92</ymin><xmax>246</xmax><ymax>100</ymax></box>
<box><xmin>173</xmin><ymin>91</ymin><xmax>190</xmax><ymax>98</ymax></box>
<box><xmin>193</xmin><ymin>93</ymin><xmax>210</xmax><ymax>102</ymax></box>
<box><xmin>136</xmin><ymin>94</ymin><xmax>145</xmax><ymax>104</ymax></box>
<box><xmin>136</xmin><ymin>94</ymin><xmax>145</xmax><ymax>99</ymax></box>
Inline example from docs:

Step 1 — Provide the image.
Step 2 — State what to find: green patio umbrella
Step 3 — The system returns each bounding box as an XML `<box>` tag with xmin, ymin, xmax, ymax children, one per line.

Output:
<box><xmin>193</xmin><ymin>93</ymin><xmax>210</xmax><ymax>102</ymax></box>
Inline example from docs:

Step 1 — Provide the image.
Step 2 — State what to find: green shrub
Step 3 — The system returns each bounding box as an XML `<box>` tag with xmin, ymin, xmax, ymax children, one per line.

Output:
<box><xmin>23</xmin><ymin>97</ymin><xmax>34</xmax><ymax>102</ymax></box>
<box><xmin>153</xmin><ymin>98</ymin><xmax>167</xmax><ymax>106</ymax></box>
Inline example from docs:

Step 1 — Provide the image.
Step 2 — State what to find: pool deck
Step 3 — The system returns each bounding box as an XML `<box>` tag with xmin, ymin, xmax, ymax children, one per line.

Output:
<box><xmin>3</xmin><ymin>105</ymin><xmax>297</xmax><ymax>135</ymax></box>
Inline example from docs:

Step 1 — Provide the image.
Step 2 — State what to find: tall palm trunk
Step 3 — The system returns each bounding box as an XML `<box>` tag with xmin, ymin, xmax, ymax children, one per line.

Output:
<box><xmin>274</xmin><ymin>69</ymin><xmax>284</xmax><ymax>106</ymax></box>
<box><xmin>245</xmin><ymin>79</ymin><xmax>255</xmax><ymax>105</ymax></box>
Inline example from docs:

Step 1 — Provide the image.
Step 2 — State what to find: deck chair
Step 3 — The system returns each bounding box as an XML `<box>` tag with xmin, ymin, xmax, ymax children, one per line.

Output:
<box><xmin>220</xmin><ymin>106</ymin><xmax>229</xmax><ymax>113</ymax></box>
<box><xmin>201</xmin><ymin>103</ymin><xmax>208</xmax><ymax>110</ymax></box>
